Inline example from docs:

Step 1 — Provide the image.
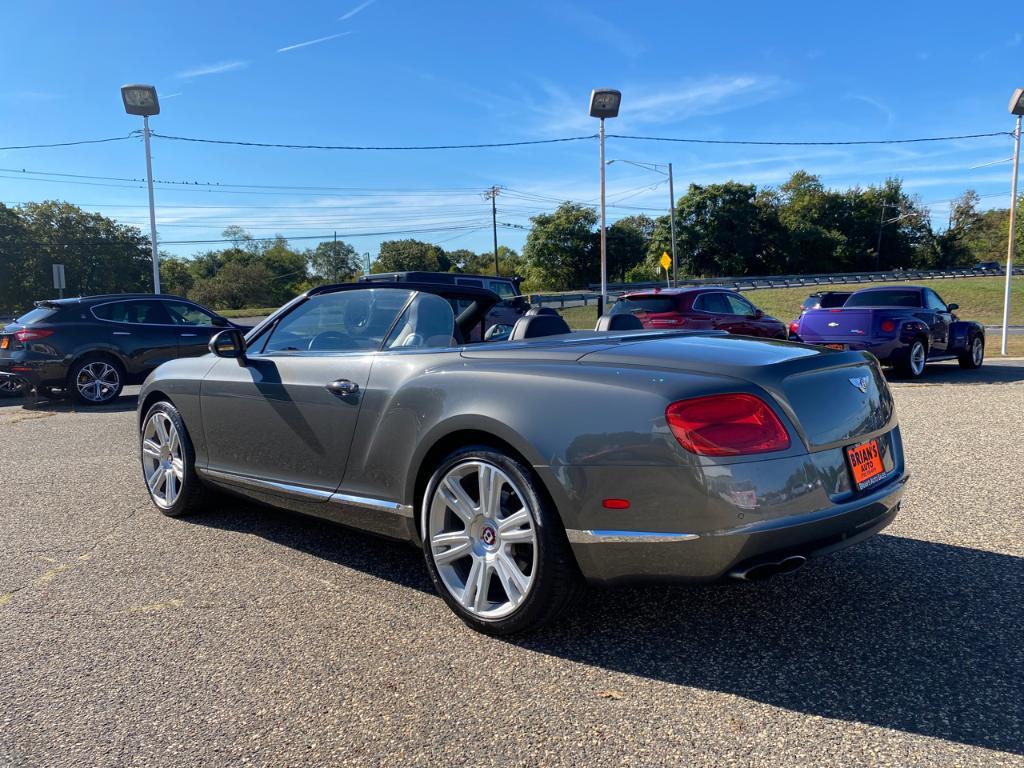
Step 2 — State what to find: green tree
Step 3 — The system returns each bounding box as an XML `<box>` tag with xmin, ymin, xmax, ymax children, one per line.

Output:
<box><xmin>522</xmin><ymin>203</ymin><xmax>598</xmax><ymax>291</ymax></box>
<box><xmin>372</xmin><ymin>239</ymin><xmax>451</xmax><ymax>273</ymax></box>
<box><xmin>606</xmin><ymin>214</ymin><xmax>654</xmax><ymax>281</ymax></box>
<box><xmin>189</xmin><ymin>262</ymin><xmax>275</xmax><ymax>310</ymax></box>
<box><xmin>0</xmin><ymin>203</ymin><xmax>33</xmax><ymax>313</ymax></box>
<box><xmin>159</xmin><ymin>256</ymin><xmax>195</xmax><ymax>297</ymax></box>
<box><xmin>308</xmin><ymin>239</ymin><xmax>360</xmax><ymax>284</ymax></box>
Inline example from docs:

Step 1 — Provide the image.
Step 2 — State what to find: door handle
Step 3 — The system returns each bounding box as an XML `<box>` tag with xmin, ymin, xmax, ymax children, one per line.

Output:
<box><xmin>112</xmin><ymin>331</ymin><xmax>131</xmax><ymax>336</ymax></box>
<box><xmin>180</xmin><ymin>333</ymin><xmax>197</xmax><ymax>337</ymax></box>
<box><xmin>326</xmin><ymin>379</ymin><xmax>360</xmax><ymax>397</ymax></box>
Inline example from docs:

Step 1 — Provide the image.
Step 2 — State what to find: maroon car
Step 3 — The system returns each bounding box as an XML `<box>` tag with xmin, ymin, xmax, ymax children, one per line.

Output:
<box><xmin>618</xmin><ymin>287</ymin><xmax>788</xmax><ymax>339</ymax></box>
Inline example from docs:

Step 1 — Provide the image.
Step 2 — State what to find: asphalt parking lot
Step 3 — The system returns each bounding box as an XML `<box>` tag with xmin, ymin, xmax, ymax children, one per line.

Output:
<box><xmin>2</xmin><ymin>361</ymin><xmax>1022</xmax><ymax>767</ymax></box>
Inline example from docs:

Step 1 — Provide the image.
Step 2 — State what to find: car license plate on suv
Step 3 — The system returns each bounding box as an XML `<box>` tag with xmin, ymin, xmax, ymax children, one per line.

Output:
<box><xmin>0</xmin><ymin>337</ymin><xmax>7</xmax><ymax>350</ymax></box>
<box><xmin>823</xmin><ymin>343</ymin><xmax>845</xmax><ymax>351</ymax></box>
<box><xmin>846</xmin><ymin>438</ymin><xmax>885</xmax><ymax>489</ymax></box>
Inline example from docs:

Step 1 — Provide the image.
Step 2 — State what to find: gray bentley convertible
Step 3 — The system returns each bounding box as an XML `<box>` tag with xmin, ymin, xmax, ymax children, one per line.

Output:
<box><xmin>138</xmin><ymin>281</ymin><xmax>908</xmax><ymax>634</ymax></box>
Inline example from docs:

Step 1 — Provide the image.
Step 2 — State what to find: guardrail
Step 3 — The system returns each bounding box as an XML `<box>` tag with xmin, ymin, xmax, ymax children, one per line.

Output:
<box><xmin>529</xmin><ymin>266</ymin><xmax>1022</xmax><ymax>308</ymax></box>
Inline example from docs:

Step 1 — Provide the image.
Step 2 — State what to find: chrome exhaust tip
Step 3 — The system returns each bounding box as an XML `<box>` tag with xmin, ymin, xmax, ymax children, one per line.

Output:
<box><xmin>729</xmin><ymin>554</ymin><xmax>807</xmax><ymax>581</ymax></box>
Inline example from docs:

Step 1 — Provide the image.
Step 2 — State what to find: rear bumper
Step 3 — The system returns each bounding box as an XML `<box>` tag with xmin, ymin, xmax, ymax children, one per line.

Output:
<box><xmin>0</xmin><ymin>355</ymin><xmax>66</xmax><ymax>389</ymax></box>
<box><xmin>801</xmin><ymin>338</ymin><xmax>908</xmax><ymax>366</ymax></box>
<box><xmin>567</xmin><ymin>471</ymin><xmax>907</xmax><ymax>585</ymax></box>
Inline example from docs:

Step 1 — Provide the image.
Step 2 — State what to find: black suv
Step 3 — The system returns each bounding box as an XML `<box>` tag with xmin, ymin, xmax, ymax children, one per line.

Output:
<box><xmin>359</xmin><ymin>272</ymin><xmax>528</xmax><ymax>331</ymax></box>
<box><xmin>0</xmin><ymin>294</ymin><xmax>246</xmax><ymax>405</ymax></box>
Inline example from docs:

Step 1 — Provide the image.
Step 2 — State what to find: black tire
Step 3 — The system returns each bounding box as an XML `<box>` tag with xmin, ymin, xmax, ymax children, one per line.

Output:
<box><xmin>0</xmin><ymin>378</ymin><xmax>22</xmax><ymax>398</ymax></box>
<box><xmin>139</xmin><ymin>400</ymin><xmax>209</xmax><ymax>517</ymax></box>
<box><xmin>958</xmin><ymin>334</ymin><xmax>984</xmax><ymax>369</ymax></box>
<box><xmin>896</xmin><ymin>338</ymin><xmax>928</xmax><ymax>379</ymax></box>
<box><xmin>68</xmin><ymin>355</ymin><xmax>124</xmax><ymax>406</ymax></box>
<box><xmin>421</xmin><ymin>445</ymin><xmax>584</xmax><ymax>636</ymax></box>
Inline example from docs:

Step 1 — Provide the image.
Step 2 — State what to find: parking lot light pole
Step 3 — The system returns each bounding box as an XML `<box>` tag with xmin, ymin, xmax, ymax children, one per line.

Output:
<box><xmin>1001</xmin><ymin>88</ymin><xmax>1024</xmax><ymax>356</ymax></box>
<box><xmin>120</xmin><ymin>84</ymin><xmax>161</xmax><ymax>294</ymax></box>
<box><xmin>590</xmin><ymin>89</ymin><xmax>621</xmax><ymax>315</ymax></box>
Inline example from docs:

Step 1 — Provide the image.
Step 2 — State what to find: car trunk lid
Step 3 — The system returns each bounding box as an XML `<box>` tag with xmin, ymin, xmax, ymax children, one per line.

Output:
<box><xmin>579</xmin><ymin>334</ymin><xmax>894</xmax><ymax>449</ymax></box>
<box><xmin>797</xmin><ymin>308</ymin><xmax>875</xmax><ymax>341</ymax></box>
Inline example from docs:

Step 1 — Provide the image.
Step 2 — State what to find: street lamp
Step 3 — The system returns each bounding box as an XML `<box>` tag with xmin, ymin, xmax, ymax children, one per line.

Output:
<box><xmin>590</xmin><ymin>88</ymin><xmax>621</xmax><ymax>314</ymax></box>
<box><xmin>120</xmin><ymin>84</ymin><xmax>161</xmax><ymax>294</ymax></box>
<box><xmin>1001</xmin><ymin>87</ymin><xmax>1024</xmax><ymax>355</ymax></box>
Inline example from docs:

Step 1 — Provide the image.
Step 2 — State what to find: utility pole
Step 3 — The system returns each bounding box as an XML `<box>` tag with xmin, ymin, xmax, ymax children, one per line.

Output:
<box><xmin>333</xmin><ymin>231</ymin><xmax>338</xmax><ymax>283</ymax></box>
<box><xmin>668</xmin><ymin>162</ymin><xmax>677</xmax><ymax>285</ymax></box>
<box><xmin>484</xmin><ymin>186</ymin><xmax>500</xmax><ymax>275</ymax></box>
<box><xmin>1001</xmin><ymin>111</ymin><xmax>1022</xmax><ymax>355</ymax></box>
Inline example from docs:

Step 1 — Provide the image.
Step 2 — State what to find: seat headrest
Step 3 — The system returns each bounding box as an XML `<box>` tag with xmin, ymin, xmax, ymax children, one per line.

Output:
<box><xmin>595</xmin><ymin>313</ymin><xmax>644</xmax><ymax>332</ymax></box>
<box><xmin>526</xmin><ymin>306</ymin><xmax>559</xmax><ymax>316</ymax></box>
<box><xmin>510</xmin><ymin>313</ymin><xmax>572</xmax><ymax>341</ymax></box>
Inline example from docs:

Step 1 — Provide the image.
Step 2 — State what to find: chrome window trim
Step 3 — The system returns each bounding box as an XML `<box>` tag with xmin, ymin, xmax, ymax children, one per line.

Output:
<box><xmin>565</xmin><ymin>529</ymin><xmax>700</xmax><ymax>544</ymax></box>
<box><xmin>89</xmin><ymin>298</ymin><xmax>219</xmax><ymax>328</ymax></box>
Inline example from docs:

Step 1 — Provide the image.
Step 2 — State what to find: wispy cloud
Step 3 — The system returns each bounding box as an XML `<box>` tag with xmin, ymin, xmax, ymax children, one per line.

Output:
<box><xmin>277</xmin><ymin>31</ymin><xmax>352</xmax><ymax>53</ymax></box>
<box><xmin>550</xmin><ymin>4</ymin><xmax>644</xmax><ymax>58</ymax></box>
<box><xmin>174</xmin><ymin>60</ymin><xmax>248</xmax><ymax>79</ymax></box>
<box><xmin>976</xmin><ymin>31</ymin><xmax>1021</xmax><ymax>60</ymax></box>
<box><xmin>162</xmin><ymin>92</ymin><xmax>183</xmax><ymax>99</ymax></box>
<box><xmin>339</xmin><ymin>0</ymin><xmax>376</xmax><ymax>21</ymax></box>
<box><xmin>0</xmin><ymin>90</ymin><xmax>62</xmax><ymax>102</ymax></box>
<box><xmin>844</xmin><ymin>94</ymin><xmax>895</xmax><ymax>128</ymax></box>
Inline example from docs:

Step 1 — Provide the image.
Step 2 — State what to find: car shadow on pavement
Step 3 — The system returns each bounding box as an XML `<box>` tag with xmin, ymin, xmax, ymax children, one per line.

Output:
<box><xmin>187</xmin><ymin>499</ymin><xmax>1022</xmax><ymax>754</ymax></box>
<box><xmin>0</xmin><ymin>393</ymin><xmax>139</xmax><ymax>413</ymax></box>
<box><xmin>885</xmin><ymin>360</ymin><xmax>1024</xmax><ymax>385</ymax></box>
<box><xmin>521</xmin><ymin>534</ymin><xmax>1023</xmax><ymax>755</ymax></box>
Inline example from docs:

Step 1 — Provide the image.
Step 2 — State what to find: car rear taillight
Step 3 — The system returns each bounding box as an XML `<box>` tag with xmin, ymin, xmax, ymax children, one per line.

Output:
<box><xmin>665</xmin><ymin>394</ymin><xmax>791</xmax><ymax>457</ymax></box>
<box><xmin>13</xmin><ymin>329</ymin><xmax>54</xmax><ymax>342</ymax></box>
<box><xmin>789</xmin><ymin>321</ymin><xmax>799</xmax><ymax>335</ymax></box>
<box><xmin>880</xmin><ymin>320</ymin><xmax>896</xmax><ymax>333</ymax></box>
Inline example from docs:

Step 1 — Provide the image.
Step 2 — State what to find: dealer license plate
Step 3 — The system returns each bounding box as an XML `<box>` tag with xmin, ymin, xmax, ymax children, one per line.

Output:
<box><xmin>0</xmin><ymin>337</ymin><xmax>7</xmax><ymax>349</ymax></box>
<box><xmin>823</xmin><ymin>343</ymin><xmax>845</xmax><ymax>351</ymax></box>
<box><xmin>846</xmin><ymin>438</ymin><xmax>885</xmax><ymax>490</ymax></box>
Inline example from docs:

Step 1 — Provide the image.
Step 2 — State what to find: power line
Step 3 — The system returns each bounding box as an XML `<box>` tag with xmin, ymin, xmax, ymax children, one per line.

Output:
<box><xmin>158</xmin><ymin>223</ymin><xmax>491</xmax><ymax>245</ymax></box>
<box><xmin>149</xmin><ymin>131</ymin><xmax>598</xmax><ymax>151</ymax></box>
<box><xmin>0</xmin><ymin>135</ymin><xmax>136</xmax><ymax>151</ymax></box>
<box><xmin>606</xmin><ymin>131</ymin><xmax>1011</xmax><ymax>146</ymax></box>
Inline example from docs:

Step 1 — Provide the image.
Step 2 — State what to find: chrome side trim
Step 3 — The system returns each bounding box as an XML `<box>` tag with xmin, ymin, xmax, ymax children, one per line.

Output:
<box><xmin>196</xmin><ymin>467</ymin><xmax>414</xmax><ymax>519</ymax></box>
<box><xmin>329</xmin><ymin>492</ymin><xmax>414</xmax><ymax>519</ymax></box>
<box><xmin>565</xmin><ymin>529</ymin><xmax>700</xmax><ymax>544</ymax></box>
<box><xmin>197</xmin><ymin>467</ymin><xmax>334</xmax><ymax>501</ymax></box>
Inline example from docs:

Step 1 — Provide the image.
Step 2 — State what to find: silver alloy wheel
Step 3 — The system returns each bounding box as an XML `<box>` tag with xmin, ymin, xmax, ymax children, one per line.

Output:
<box><xmin>0</xmin><ymin>378</ymin><xmax>21</xmax><ymax>395</ymax></box>
<box><xmin>971</xmin><ymin>337</ymin><xmax>984</xmax><ymax>366</ymax></box>
<box><xmin>142</xmin><ymin>411</ymin><xmax>185</xmax><ymax>509</ymax></box>
<box><xmin>910</xmin><ymin>342</ymin><xmax>926</xmax><ymax>376</ymax></box>
<box><xmin>76</xmin><ymin>361</ymin><xmax>119</xmax><ymax>402</ymax></box>
<box><xmin>427</xmin><ymin>460</ymin><xmax>538</xmax><ymax>620</ymax></box>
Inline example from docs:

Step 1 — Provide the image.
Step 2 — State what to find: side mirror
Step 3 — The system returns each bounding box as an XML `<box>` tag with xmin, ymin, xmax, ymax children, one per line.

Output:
<box><xmin>209</xmin><ymin>329</ymin><xmax>246</xmax><ymax>360</ymax></box>
<box><xmin>946</xmin><ymin>303</ymin><xmax>959</xmax><ymax>312</ymax></box>
<box><xmin>753</xmin><ymin>309</ymin><xmax>764</xmax><ymax>319</ymax></box>
<box><xmin>212</xmin><ymin>315</ymin><xmax>229</xmax><ymax>327</ymax></box>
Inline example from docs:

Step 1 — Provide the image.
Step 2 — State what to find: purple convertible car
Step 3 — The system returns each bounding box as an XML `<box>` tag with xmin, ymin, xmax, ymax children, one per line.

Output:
<box><xmin>795</xmin><ymin>285</ymin><xmax>985</xmax><ymax>379</ymax></box>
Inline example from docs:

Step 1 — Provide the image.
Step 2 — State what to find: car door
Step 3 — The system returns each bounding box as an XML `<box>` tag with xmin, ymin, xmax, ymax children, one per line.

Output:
<box><xmin>922</xmin><ymin>289</ymin><xmax>951</xmax><ymax>354</ymax></box>
<box><xmin>695</xmin><ymin>292</ymin><xmax>742</xmax><ymax>333</ymax></box>
<box><xmin>91</xmin><ymin>299</ymin><xmax>180</xmax><ymax>374</ymax></box>
<box><xmin>161</xmin><ymin>299</ymin><xmax>225</xmax><ymax>357</ymax></box>
<box><xmin>724</xmin><ymin>293</ymin><xmax>764</xmax><ymax>336</ymax></box>
<box><xmin>199</xmin><ymin>287</ymin><xmax>413</xmax><ymax>494</ymax></box>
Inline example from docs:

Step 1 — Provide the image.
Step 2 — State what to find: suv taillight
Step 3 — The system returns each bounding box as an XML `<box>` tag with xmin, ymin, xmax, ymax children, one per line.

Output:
<box><xmin>880</xmin><ymin>319</ymin><xmax>896</xmax><ymax>333</ymax></box>
<box><xmin>14</xmin><ymin>329</ymin><xmax>54</xmax><ymax>343</ymax></box>
<box><xmin>666</xmin><ymin>394</ymin><xmax>790</xmax><ymax>456</ymax></box>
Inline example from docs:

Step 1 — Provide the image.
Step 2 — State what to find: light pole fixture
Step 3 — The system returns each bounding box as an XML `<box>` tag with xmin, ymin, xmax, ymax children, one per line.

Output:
<box><xmin>590</xmin><ymin>89</ymin><xmax>621</xmax><ymax>314</ymax></box>
<box><xmin>1002</xmin><ymin>88</ymin><xmax>1024</xmax><ymax>355</ymax></box>
<box><xmin>120</xmin><ymin>84</ymin><xmax>162</xmax><ymax>294</ymax></box>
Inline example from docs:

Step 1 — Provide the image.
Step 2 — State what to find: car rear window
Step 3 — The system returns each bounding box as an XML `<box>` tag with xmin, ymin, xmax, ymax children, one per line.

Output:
<box><xmin>623</xmin><ymin>296</ymin><xmax>676</xmax><ymax>313</ymax></box>
<box><xmin>819</xmin><ymin>293</ymin><xmax>851</xmax><ymax>308</ymax></box>
<box><xmin>844</xmin><ymin>290</ymin><xmax>921</xmax><ymax>308</ymax></box>
<box><xmin>15</xmin><ymin>306</ymin><xmax>58</xmax><ymax>325</ymax></box>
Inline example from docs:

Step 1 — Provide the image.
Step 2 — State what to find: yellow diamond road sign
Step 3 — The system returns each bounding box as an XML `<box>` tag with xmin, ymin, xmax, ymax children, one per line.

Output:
<box><xmin>660</xmin><ymin>252</ymin><xmax>672</xmax><ymax>270</ymax></box>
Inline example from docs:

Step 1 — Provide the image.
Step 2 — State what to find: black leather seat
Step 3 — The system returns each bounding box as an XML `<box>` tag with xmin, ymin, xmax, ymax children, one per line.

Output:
<box><xmin>510</xmin><ymin>314</ymin><xmax>572</xmax><ymax>340</ymax></box>
<box><xmin>595</xmin><ymin>313</ymin><xmax>644</xmax><ymax>332</ymax></box>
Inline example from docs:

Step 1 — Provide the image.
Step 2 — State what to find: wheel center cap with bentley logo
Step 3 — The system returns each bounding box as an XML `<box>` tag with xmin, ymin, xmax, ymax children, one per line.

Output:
<box><xmin>480</xmin><ymin>524</ymin><xmax>498</xmax><ymax>549</ymax></box>
<box><xmin>849</xmin><ymin>376</ymin><xmax>869</xmax><ymax>393</ymax></box>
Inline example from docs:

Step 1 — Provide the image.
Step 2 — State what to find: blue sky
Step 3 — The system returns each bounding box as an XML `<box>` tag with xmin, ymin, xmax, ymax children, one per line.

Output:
<box><xmin>1</xmin><ymin>1</ymin><xmax>1021</xmax><ymax>259</ymax></box>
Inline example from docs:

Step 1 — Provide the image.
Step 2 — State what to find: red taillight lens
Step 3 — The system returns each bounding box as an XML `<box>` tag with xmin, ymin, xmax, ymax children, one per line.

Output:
<box><xmin>14</xmin><ymin>329</ymin><xmax>54</xmax><ymax>342</ymax></box>
<box><xmin>666</xmin><ymin>394</ymin><xmax>791</xmax><ymax>457</ymax></box>
<box><xmin>789</xmin><ymin>321</ymin><xmax>799</xmax><ymax>335</ymax></box>
<box><xmin>880</xmin><ymin>320</ymin><xmax>896</xmax><ymax>333</ymax></box>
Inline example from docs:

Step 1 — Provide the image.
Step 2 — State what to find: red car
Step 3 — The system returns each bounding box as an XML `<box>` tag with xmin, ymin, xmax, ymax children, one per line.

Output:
<box><xmin>618</xmin><ymin>287</ymin><xmax>788</xmax><ymax>339</ymax></box>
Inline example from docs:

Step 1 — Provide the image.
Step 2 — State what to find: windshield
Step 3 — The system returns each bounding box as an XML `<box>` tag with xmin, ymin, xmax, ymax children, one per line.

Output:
<box><xmin>844</xmin><ymin>290</ymin><xmax>921</xmax><ymax>308</ymax></box>
<box><xmin>15</xmin><ymin>306</ymin><xmax>58</xmax><ymax>325</ymax></box>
